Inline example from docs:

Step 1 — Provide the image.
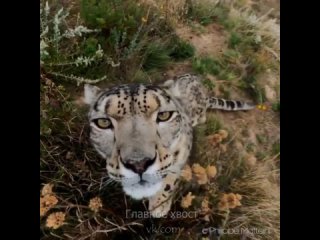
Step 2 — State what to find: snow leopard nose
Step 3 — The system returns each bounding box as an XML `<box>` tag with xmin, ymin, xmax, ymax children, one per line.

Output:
<box><xmin>121</xmin><ymin>155</ymin><xmax>156</xmax><ymax>175</ymax></box>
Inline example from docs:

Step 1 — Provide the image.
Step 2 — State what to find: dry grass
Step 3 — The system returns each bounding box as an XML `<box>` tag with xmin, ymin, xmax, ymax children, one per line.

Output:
<box><xmin>138</xmin><ymin>0</ymin><xmax>189</xmax><ymax>24</ymax></box>
<box><xmin>227</xmin><ymin>157</ymin><xmax>280</xmax><ymax>240</ymax></box>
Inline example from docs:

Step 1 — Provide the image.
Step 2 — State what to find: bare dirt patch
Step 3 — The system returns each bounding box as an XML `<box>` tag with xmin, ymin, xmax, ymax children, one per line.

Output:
<box><xmin>175</xmin><ymin>23</ymin><xmax>228</xmax><ymax>57</ymax></box>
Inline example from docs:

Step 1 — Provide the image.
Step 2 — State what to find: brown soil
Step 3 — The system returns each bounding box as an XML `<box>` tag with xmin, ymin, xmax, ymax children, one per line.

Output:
<box><xmin>175</xmin><ymin>23</ymin><xmax>228</xmax><ymax>57</ymax></box>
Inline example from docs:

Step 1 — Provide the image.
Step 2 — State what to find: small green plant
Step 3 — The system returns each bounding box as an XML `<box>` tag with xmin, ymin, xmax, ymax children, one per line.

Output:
<box><xmin>189</xmin><ymin>22</ymin><xmax>207</xmax><ymax>34</ymax></box>
<box><xmin>241</xmin><ymin>75</ymin><xmax>266</xmax><ymax>103</ymax></box>
<box><xmin>229</xmin><ymin>30</ymin><xmax>261</xmax><ymax>53</ymax></box>
<box><xmin>80</xmin><ymin>0</ymin><xmax>145</xmax><ymax>31</ymax></box>
<box><xmin>82</xmin><ymin>37</ymin><xmax>99</xmax><ymax>55</ymax></box>
<box><xmin>169</xmin><ymin>38</ymin><xmax>195</xmax><ymax>60</ymax></box>
<box><xmin>186</xmin><ymin>3</ymin><xmax>214</xmax><ymax>25</ymax></box>
<box><xmin>256</xmin><ymin>134</ymin><xmax>268</xmax><ymax>144</ymax></box>
<box><xmin>108</xmin><ymin>26</ymin><xmax>144</xmax><ymax>61</ymax></box>
<box><xmin>223</xmin><ymin>49</ymin><xmax>241</xmax><ymax>59</ymax></box>
<box><xmin>205</xmin><ymin>117</ymin><xmax>222</xmax><ymax>135</ymax></box>
<box><xmin>272</xmin><ymin>101</ymin><xmax>280</xmax><ymax>112</ymax></box>
<box><xmin>272</xmin><ymin>140</ymin><xmax>280</xmax><ymax>155</ymax></box>
<box><xmin>132</xmin><ymin>69</ymin><xmax>149</xmax><ymax>83</ymax></box>
<box><xmin>186</xmin><ymin>1</ymin><xmax>229</xmax><ymax>26</ymax></box>
<box><xmin>142</xmin><ymin>43</ymin><xmax>171</xmax><ymax>71</ymax></box>
<box><xmin>192</xmin><ymin>57</ymin><xmax>221</xmax><ymax>75</ymax></box>
<box><xmin>229</xmin><ymin>32</ymin><xmax>242</xmax><ymax>48</ymax></box>
<box><xmin>202</xmin><ymin>78</ymin><xmax>215</xmax><ymax>90</ymax></box>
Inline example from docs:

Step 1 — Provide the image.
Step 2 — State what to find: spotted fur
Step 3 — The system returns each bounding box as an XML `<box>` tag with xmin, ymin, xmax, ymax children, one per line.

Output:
<box><xmin>84</xmin><ymin>74</ymin><xmax>254</xmax><ymax>217</ymax></box>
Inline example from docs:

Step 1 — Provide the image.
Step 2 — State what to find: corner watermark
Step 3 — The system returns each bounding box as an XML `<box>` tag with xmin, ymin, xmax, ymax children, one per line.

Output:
<box><xmin>202</xmin><ymin>227</ymin><xmax>272</xmax><ymax>236</ymax></box>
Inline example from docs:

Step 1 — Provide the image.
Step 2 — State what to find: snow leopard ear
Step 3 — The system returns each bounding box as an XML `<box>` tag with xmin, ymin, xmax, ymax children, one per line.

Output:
<box><xmin>84</xmin><ymin>84</ymin><xmax>101</xmax><ymax>105</ymax></box>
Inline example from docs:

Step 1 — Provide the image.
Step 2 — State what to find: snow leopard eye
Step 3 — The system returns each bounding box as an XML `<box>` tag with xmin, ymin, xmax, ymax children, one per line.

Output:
<box><xmin>157</xmin><ymin>111</ymin><xmax>174</xmax><ymax>122</ymax></box>
<box><xmin>93</xmin><ymin>118</ymin><xmax>112</xmax><ymax>129</ymax></box>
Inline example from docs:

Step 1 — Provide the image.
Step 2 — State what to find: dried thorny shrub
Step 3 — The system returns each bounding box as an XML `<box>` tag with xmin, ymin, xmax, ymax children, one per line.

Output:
<box><xmin>181</xmin><ymin>192</ymin><xmax>196</xmax><ymax>209</ymax></box>
<box><xmin>46</xmin><ymin>212</ymin><xmax>66</xmax><ymax>229</ymax></box>
<box><xmin>192</xmin><ymin>163</ymin><xmax>208</xmax><ymax>185</ymax></box>
<box><xmin>88</xmin><ymin>197</ymin><xmax>103</xmax><ymax>212</ymax></box>
<box><xmin>217</xmin><ymin>193</ymin><xmax>242</xmax><ymax>210</ymax></box>
<box><xmin>40</xmin><ymin>195</ymin><xmax>59</xmax><ymax>217</ymax></box>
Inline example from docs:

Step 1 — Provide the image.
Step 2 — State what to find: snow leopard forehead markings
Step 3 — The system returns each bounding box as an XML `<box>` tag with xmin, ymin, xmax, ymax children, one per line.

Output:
<box><xmin>92</xmin><ymin>84</ymin><xmax>171</xmax><ymax>119</ymax></box>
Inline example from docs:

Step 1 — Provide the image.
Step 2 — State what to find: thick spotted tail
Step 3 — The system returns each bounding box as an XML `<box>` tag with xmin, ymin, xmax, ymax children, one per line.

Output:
<box><xmin>207</xmin><ymin>97</ymin><xmax>255</xmax><ymax>111</ymax></box>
